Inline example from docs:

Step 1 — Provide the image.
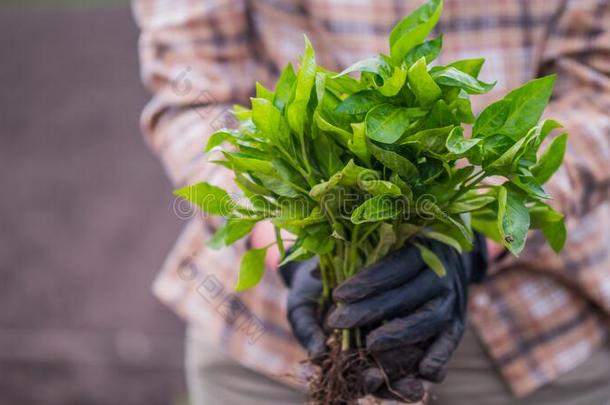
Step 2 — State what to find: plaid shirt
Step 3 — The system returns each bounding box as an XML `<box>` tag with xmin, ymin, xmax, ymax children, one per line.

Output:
<box><xmin>132</xmin><ymin>0</ymin><xmax>610</xmax><ymax>400</ymax></box>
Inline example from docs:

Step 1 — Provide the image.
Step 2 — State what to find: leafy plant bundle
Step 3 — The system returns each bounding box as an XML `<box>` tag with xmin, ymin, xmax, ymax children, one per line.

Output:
<box><xmin>175</xmin><ymin>0</ymin><xmax>567</xmax><ymax>401</ymax></box>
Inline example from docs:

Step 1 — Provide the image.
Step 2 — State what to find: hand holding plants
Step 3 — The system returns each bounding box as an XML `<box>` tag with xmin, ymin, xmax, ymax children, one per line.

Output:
<box><xmin>174</xmin><ymin>0</ymin><xmax>568</xmax><ymax>401</ymax></box>
<box><xmin>286</xmin><ymin>233</ymin><xmax>487</xmax><ymax>402</ymax></box>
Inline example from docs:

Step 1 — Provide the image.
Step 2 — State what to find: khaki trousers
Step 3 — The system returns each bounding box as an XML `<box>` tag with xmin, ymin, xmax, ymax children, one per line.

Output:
<box><xmin>185</xmin><ymin>325</ymin><xmax>610</xmax><ymax>405</ymax></box>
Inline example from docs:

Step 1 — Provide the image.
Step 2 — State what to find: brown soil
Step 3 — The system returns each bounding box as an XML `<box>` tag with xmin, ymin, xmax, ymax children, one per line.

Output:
<box><xmin>306</xmin><ymin>331</ymin><xmax>427</xmax><ymax>404</ymax></box>
<box><xmin>308</xmin><ymin>332</ymin><xmax>373</xmax><ymax>405</ymax></box>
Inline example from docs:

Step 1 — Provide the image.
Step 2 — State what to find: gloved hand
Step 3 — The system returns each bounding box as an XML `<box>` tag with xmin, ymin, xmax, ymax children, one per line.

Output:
<box><xmin>281</xmin><ymin>257</ymin><xmax>328</xmax><ymax>359</ymax></box>
<box><xmin>327</xmin><ymin>232</ymin><xmax>488</xmax><ymax>400</ymax></box>
<box><xmin>283</xmin><ymin>234</ymin><xmax>487</xmax><ymax>402</ymax></box>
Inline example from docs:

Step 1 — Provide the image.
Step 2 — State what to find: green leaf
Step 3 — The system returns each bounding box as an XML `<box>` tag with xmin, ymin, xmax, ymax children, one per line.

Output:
<box><xmin>448</xmin><ymin>214</ymin><xmax>474</xmax><ymax>243</ymax></box>
<box><xmin>274</xmin><ymin>63</ymin><xmax>296</xmax><ymax>111</ymax></box>
<box><xmin>485</xmin><ymin>128</ymin><xmax>537</xmax><ymax>174</ymax></box>
<box><xmin>334</xmin><ymin>55</ymin><xmax>392</xmax><ymax>79</ymax></box>
<box><xmin>232</xmin><ymin>105</ymin><xmax>252</xmax><ymax>121</ymax></box>
<box><xmin>174</xmin><ymin>182</ymin><xmax>234</xmax><ymax>216</ymax></box>
<box><xmin>251</xmin><ymin>97</ymin><xmax>289</xmax><ymax>144</ymax></box>
<box><xmin>223</xmin><ymin>152</ymin><xmax>275</xmax><ymax>175</ymax></box>
<box><xmin>235</xmin><ymin>248</ymin><xmax>267</xmax><ymax>292</ymax></box>
<box><xmin>389</xmin><ymin>0</ymin><xmax>443</xmax><ymax>63</ymax></box>
<box><xmin>322</xmin><ymin>67</ymin><xmax>365</xmax><ymax>94</ymax></box>
<box><xmin>453</xmin><ymin>93</ymin><xmax>476</xmax><ymax>124</ymax></box>
<box><xmin>537</xmin><ymin>120</ymin><xmax>563</xmax><ymax>144</ymax></box>
<box><xmin>472</xmin><ymin>99</ymin><xmax>510</xmax><ymax>137</ymax></box>
<box><xmin>365</xmin><ymin>223</ymin><xmax>397</xmax><ymax>266</ymax></box>
<box><xmin>518</xmin><ymin>119</ymin><xmax>563</xmax><ymax>167</ymax></box>
<box><xmin>205</xmin><ymin>130</ymin><xmax>239</xmax><ymax>152</ymax></box>
<box><xmin>531</xmin><ymin>133</ymin><xmax>568</xmax><ymax>184</ymax></box>
<box><xmin>351</xmin><ymin>196</ymin><xmax>401</xmax><ymax>224</ymax></box>
<box><xmin>391</xmin><ymin>223</ymin><xmax>420</xmax><ymax>248</ymax></box>
<box><xmin>424</xmin><ymin>100</ymin><xmax>459</xmax><ymax>129</ymax></box>
<box><xmin>378</xmin><ymin>66</ymin><xmax>408</xmax><ymax>97</ymax></box>
<box><xmin>529</xmin><ymin>202</ymin><xmax>563</xmax><ymax>228</ymax></box>
<box><xmin>432</xmin><ymin>221</ymin><xmax>474</xmax><ymax>251</ymax></box>
<box><xmin>497</xmin><ymin>186</ymin><xmax>530</xmax><ymax>255</ymax></box>
<box><xmin>542</xmin><ymin>218</ymin><xmax>567</xmax><ymax>253</ymax></box>
<box><xmin>349</xmin><ymin>122</ymin><xmax>372</xmax><ymax>166</ymax></box>
<box><xmin>365</xmin><ymin>104</ymin><xmax>414</xmax><ymax>144</ymax></box>
<box><xmin>368</xmin><ymin>141</ymin><xmax>419</xmax><ymax>180</ymax></box>
<box><xmin>314</xmin><ymin>110</ymin><xmax>352</xmax><ymax>146</ymax></box>
<box><xmin>208</xmin><ymin>218</ymin><xmax>258</xmax><ymax>249</ymax></box>
<box><xmin>335</xmin><ymin>90</ymin><xmax>387</xmax><ymax>115</ymax></box>
<box><xmin>474</xmin><ymin>75</ymin><xmax>556</xmax><ymax>139</ymax></box>
<box><xmin>278</xmin><ymin>246</ymin><xmax>314</xmax><ymax>267</ymax></box>
<box><xmin>445</xmin><ymin>126</ymin><xmax>481</xmax><ymax>154</ymax></box>
<box><xmin>313</xmin><ymin>133</ymin><xmax>344</xmax><ymax>177</ymax></box>
<box><xmin>448</xmin><ymin>194</ymin><xmax>495</xmax><ymax>214</ymax></box>
<box><xmin>303</xmin><ymin>232</ymin><xmax>335</xmax><ymax>255</ymax></box>
<box><xmin>360</xmin><ymin>180</ymin><xmax>402</xmax><ymax>196</ymax></box>
<box><xmin>404</xmin><ymin>35</ymin><xmax>443</xmax><ymax>67</ymax></box>
<box><xmin>511</xmin><ymin>174</ymin><xmax>549</xmax><ymax>199</ymax></box>
<box><xmin>287</xmin><ymin>36</ymin><xmax>317</xmax><ymax>136</ymax></box>
<box><xmin>407</xmin><ymin>57</ymin><xmax>442</xmax><ymax>106</ymax></box>
<box><xmin>273</xmin><ymin>157</ymin><xmax>309</xmax><ymax>188</ymax></box>
<box><xmin>402</xmin><ymin>125</ymin><xmax>454</xmax><ymax>154</ymax></box>
<box><xmin>390</xmin><ymin>172</ymin><xmax>413</xmax><ymax>200</ymax></box>
<box><xmin>422</xmin><ymin>230</ymin><xmax>463</xmax><ymax>253</ymax></box>
<box><xmin>472</xmin><ymin>210</ymin><xmax>503</xmax><ymax>244</ymax></box>
<box><xmin>310</xmin><ymin>159</ymin><xmax>378</xmax><ymax>199</ymax></box>
<box><xmin>392</xmin><ymin>223</ymin><xmax>420</xmax><ymax>247</ymax></box>
<box><xmin>339</xmin><ymin>159</ymin><xmax>380</xmax><ymax>185</ymax></box>
<box><xmin>257</xmin><ymin>173</ymin><xmax>301</xmax><ymax>197</ymax></box>
<box><xmin>273</xmin><ymin>206</ymin><xmax>325</xmax><ymax>228</ymax></box>
<box><xmin>448</xmin><ymin>58</ymin><xmax>485</xmax><ymax>78</ymax></box>
<box><xmin>431</xmin><ymin>66</ymin><xmax>495</xmax><ymax>94</ymax></box>
<box><xmin>255</xmin><ymin>82</ymin><xmax>274</xmax><ymax>101</ymax></box>
<box><xmin>309</xmin><ymin>173</ymin><xmax>343</xmax><ymax>199</ymax></box>
<box><xmin>234</xmin><ymin>173</ymin><xmax>274</xmax><ymax>197</ymax></box>
<box><xmin>475</xmin><ymin>134</ymin><xmax>514</xmax><ymax>165</ymax></box>
<box><xmin>414</xmin><ymin>242</ymin><xmax>446</xmax><ymax>277</ymax></box>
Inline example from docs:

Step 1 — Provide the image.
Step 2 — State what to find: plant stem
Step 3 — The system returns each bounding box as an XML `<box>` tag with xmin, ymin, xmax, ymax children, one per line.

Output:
<box><xmin>276</xmin><ymin>145</ymin><xmax>305</xmax><ymax>175</ymax></box>
<box><xmin>299</xmin><ymin>136</ymin><xmax>314</xmax><ymax>179</ymax></box>
<box><xmin>274</xmin><ymin>226</ymin><xmax>285</xmax><ymax>258</ymax></box>
<box><xmin>348</xmin><ymin>225</ymin><xmax>360</xmax><ymax>277</ymax></box>
<box><xmin>449</xmin><ymin>170</ymin><xmax>486</xmax><ymax>203</ymax></box>
<box><xmin>357</xmin><ymin>222</ymin><xmax>381</xmax><ymax>244</ymax></box>
<box><xmin>286</xmin><ymin>181</ymin><xmax>311</xmax><ymax>196</ymax></box>
<box><xmin>319</xmin><ymin>256</ymin><xmax>330</xmax><ymax>299</ymax></box>
<box><xmin>341</xmin><ymin>328</ymin><xmax>350</xmax><ymax>351</ymax></box>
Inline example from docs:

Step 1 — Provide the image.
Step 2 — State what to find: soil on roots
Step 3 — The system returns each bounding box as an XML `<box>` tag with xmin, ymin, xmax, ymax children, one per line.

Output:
<box><xmin>307</xmin><ymin>332</ymin><xmax>374</xmax><ymax>405</ymax></box>
<box><xmin>306</xmin><ymin>331</ymin><xmax>428</xmax><ymax>404</ymax></box>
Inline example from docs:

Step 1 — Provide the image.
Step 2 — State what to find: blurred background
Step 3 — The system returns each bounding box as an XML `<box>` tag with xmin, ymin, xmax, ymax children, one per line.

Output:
<box><xmin>0</xmin><ymin>1</ymin><xmax>187</xmax><ymax>404</ymax></box>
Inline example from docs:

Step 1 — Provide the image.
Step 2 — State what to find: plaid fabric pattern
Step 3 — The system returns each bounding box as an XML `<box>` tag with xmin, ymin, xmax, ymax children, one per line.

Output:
<box><xmin>132</xmin><ymin>0</ymin><xmax>610</xmax><ymax>399</ymax></box>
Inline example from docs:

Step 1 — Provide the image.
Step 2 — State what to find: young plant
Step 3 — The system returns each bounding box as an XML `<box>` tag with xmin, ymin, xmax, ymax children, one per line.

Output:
<box><xmin>175</xmin><ymin>0</ymin><xmax>567</xmax><ymax>397</ymax></box>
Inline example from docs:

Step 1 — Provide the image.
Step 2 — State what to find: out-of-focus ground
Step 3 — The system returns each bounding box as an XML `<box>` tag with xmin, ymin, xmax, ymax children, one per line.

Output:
<box><xmin>0</xmin><ymin>4</ymin><xmax>187</xmax><ymax>404</ymax></box>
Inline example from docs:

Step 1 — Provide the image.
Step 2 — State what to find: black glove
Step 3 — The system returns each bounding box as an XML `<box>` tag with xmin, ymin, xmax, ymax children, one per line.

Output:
<box><xmin>283</xmin><ymin>234</ymin><xmax>487</xmax><ymax>402</ymax></box>
<box><xmin>282</xmin><ymin>257</ymin><xmax>427</xmax><ymax>402</ymax></box>
<box><xmin>327</xmin><ymin>233</ymin><xmax>488</xmax><ymax>389</ymax></box>
<box><xmin>281</xmin><ymin>257</ymin><xmax>328</xmax><ymax>358</ymax></box>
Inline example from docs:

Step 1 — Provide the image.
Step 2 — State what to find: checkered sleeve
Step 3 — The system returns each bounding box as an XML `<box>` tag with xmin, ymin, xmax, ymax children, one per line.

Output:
<box><xmin>132</xmin><ymin>0</ymin><xmax>263</xmax><ymax>187</ymax></box>
<box><xmin>515</xmin><ymin>0</ymin><xmax>610</xmax><ymax>312</ymax></box>
<box><xmin>537</xmin><ymin>0</ymin><xmax>610</xmax><ymax>217</ymax></box>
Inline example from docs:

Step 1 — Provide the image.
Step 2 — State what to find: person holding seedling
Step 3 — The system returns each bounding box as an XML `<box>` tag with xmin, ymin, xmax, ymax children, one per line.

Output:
<box><xmin>134</xmin><ymin>0</ymin><xmax>610</xmax><ymax>403</ymax></box>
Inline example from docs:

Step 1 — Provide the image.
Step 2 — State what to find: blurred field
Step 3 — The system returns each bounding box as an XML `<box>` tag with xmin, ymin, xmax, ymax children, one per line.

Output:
<box><xmin>0</xmin><ymin>5</ymin><xmax>186</xmax><ymax>405</ymax></box>
<box><xmin>1</xmin><ymin>0</ymin><xmax>127</xmax><ymax>7</ymax></box>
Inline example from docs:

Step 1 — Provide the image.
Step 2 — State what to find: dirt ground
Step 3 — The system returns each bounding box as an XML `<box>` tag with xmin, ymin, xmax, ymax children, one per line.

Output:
<box><xmin>0</xmin><ymin>6</ymin><xmax>187</xmax><ymax>405</ymax></box>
